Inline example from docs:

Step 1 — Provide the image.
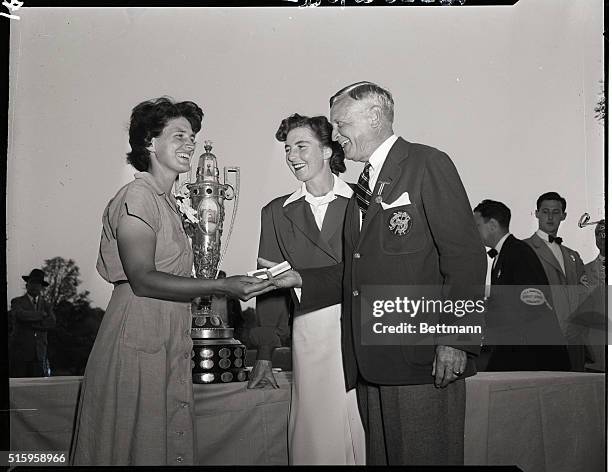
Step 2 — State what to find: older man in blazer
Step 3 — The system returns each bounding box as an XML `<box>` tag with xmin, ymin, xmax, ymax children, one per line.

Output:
<box><xmin>524</xmin><ymin>192</ymin><xmax>588</xmax><ymax>370</ymax></box>
<box><xmin>264</xmin><ymin>82</ymin><xmax>486</xmax><ymax>465</ymax></box>
<box><xmin>9</xmin><ymin>269</ymin><xmax>56</xmax><ymax>377</ymax></box>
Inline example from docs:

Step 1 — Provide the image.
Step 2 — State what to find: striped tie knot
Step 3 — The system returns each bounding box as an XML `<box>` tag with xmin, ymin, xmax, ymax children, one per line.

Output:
<box><xmin>355</xmin><ymin>163</ymin><xmax>372</xmax><ymax>215</ymax></box>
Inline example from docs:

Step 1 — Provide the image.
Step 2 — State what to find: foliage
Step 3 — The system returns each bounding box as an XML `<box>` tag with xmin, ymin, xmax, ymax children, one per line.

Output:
<box><xmin>41</xmin><ymin>257</ymin><xmax>91</xmax><ymax>309</ymax></box>
<box><xmin>37</xmin><ymin>257</ymin><xmax>105</xmax><ymax>375</ymax></box>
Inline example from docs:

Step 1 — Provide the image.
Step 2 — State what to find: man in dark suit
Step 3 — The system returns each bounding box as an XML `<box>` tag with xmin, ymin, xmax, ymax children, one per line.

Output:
<box><xmin>473</xmin><ymin>199</ymin><xmax>570</xmax><ymax>371</ymax></box>
<box><xmin>524</xmin><ymin>192</ymin><xmax>588</xmax><ymax>370</ymax></box>
<box><xmin>263</xmin><ymin>82</ymin><xmax>486</xmax><ymax>465</ymax></box>
<box><xmin>9</xmin><ymin>269</ymin><xmax>56</xmax><ymax>377</ymax></box>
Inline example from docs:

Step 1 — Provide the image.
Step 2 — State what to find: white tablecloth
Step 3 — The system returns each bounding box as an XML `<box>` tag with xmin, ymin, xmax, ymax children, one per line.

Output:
<box><xmin>10</xmin><ymin>371</ymin><xmax>606</xmax><ymax>469</ymax></box>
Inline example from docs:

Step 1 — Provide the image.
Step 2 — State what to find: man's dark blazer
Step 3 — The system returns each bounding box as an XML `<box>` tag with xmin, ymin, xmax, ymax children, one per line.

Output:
<box><xmin>485</xmin><ymin>234</ymin><xmax>570</xmax><ymax>371</ymax></box>
<box><xmin>299</xmin><ymin>138</ymin><xmax>487</xmax><ymax>389</ymax></box>
<box><xmin>251</xmin><ymin>193</ymin><xmax>350</xmax><ymax>360</ymax></box>
<box><xmin>9</xmin><ymin>294</ymin><xmax>56</xmax><ymax>377</ymax></box>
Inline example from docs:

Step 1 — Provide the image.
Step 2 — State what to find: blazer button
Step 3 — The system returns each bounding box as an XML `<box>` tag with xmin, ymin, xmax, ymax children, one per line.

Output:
<box><xmin>353</xmin><ymin>290</ymin><xmax>359</xmax><ymax>297</ymax></box>
<box><xmin>353</xmin><ymin>253</ymin><xmax>361</xmax><ymax>259</ymax></box>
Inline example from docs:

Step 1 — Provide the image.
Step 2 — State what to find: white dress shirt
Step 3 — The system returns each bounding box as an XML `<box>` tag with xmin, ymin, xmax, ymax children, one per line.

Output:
<box><xmin>536</xmin><ymin>229</ymin><xmax>565</xmax><ymax>274</ymax></box>
<box><xmin>358</xmin><ymin>134</ymin><xmax>398</xmax><ymax>229</ymax></box>
<box><xmin>283</xmin><ymin>174</ymin><xmax>353</xmax><ymax>230</ymax></box>
<box><xmin>365</xmin><ymin>134</ymin><xmax>399</xmax><ymax>193</ymax></box>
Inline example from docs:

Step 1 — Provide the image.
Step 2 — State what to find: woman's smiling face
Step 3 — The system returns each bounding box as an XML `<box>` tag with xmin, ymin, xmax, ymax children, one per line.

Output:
<box><xmin>150</xmin><ymin>116</ymin><xmax>196</xmax><ymax>175</ymax></box>
<box><xmin>284</xmin><ymin>126</ymin><xmax>330</xmax><ymax>184</ymax></box>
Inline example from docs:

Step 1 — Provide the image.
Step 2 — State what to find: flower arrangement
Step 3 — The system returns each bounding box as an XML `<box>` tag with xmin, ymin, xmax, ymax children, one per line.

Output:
<box><xmin>174</xmin><ymin>186</ymin><xmax>199</xmax><ymax>236</ymax></box>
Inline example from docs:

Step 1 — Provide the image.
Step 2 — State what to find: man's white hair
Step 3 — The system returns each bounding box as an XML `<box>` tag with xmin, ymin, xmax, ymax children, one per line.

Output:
<box><xmin>329</xmin><ymin>81</ymin><xmax>394</xmax><ymax>123</ymax></box>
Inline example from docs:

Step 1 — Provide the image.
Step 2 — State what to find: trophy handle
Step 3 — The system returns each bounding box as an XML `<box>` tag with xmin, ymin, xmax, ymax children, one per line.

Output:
<box><xmin>215</xmin><ymin>167</ymin><xmax>240</xmax><ymax>278</ymax></box>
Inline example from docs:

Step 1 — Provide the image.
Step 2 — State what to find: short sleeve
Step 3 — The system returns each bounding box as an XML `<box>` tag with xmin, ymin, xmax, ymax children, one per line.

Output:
<box><xmin>121</xmin><ymin>184</ymin><xmax>161</xmax><ymax>233</ymax></box>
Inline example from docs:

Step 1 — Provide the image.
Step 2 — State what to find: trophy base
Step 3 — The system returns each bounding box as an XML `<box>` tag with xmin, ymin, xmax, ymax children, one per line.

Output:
<box><xmin>191</xmin><ymin>338</ymin><xmax>249</xmax><ymax>384</ymax></box>
<box><xmin>191</xmin><ymin>327</ymin><xmax>234</xmax><ymax>338</ymax></box>
<box><xmin>192</xmin><ymin>369</ymin><xmax>248</xmax><ymax>384</ymax></box>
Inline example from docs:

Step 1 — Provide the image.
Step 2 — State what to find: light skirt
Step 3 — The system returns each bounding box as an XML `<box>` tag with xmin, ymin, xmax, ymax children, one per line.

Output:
<box><xmin>288</xmin><ymin>304</ymin><xmax>366</xmax><ymax>465</ymax></box>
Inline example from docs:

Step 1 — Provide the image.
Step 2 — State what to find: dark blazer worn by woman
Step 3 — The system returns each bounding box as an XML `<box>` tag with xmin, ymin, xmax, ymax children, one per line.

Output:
<box><xmin>251</xmin><ymin>191</ymin><xmax>351</xmax><ymax>360</ymax></box>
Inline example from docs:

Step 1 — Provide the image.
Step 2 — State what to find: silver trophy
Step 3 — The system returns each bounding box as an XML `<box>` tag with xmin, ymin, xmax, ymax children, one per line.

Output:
<box><xmin>182</xmin><ymin>141</ymin><xmax>248</xmax><ymax>384</ymax></box>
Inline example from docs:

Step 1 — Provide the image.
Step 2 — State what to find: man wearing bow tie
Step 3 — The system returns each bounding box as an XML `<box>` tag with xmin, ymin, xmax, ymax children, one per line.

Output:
<box><xmin>473</xmin><ymin>199</ymin><xmax>569</xmax><ymax>371</ymax></box>
<box><xmin>263</xmin><ymin>81</ymin><xmax>486</xmax><ymax>465</ymax></box>
<box><xmin>524</xmin><ymin>192</ymin><xmax>588</xmax><ymax>370</ymax></box>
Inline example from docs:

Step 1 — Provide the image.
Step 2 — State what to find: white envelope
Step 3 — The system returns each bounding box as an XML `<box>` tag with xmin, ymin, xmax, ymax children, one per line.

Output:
<box><xmin>380</xmin><ymin>191</ymin><xmax>411</xmax><ymax>210</ymax></box>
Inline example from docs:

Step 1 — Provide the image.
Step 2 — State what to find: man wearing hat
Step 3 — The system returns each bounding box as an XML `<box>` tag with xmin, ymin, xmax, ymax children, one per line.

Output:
<box><xmin>9</xmin><ymin>269</ymin><xmax>56</xmax><ymax>377</ymax></box>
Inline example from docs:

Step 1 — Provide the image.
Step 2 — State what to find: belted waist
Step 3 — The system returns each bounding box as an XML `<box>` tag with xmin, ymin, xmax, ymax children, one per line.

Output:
<box><xmin>113</xmin><ymin>280</ymin><xmax>129</xmax><ymax>287</ymax></box>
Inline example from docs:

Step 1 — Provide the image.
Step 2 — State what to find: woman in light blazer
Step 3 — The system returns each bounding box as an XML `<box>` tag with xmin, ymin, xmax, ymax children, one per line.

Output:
<box><xmin>247</xmin><ymin>114</ymin><xmax>365</xmax><ymax>465</ymax></box>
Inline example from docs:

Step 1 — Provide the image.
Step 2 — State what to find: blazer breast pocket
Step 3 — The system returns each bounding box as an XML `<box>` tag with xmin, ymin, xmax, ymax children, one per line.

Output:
<box><xmin>379</xmin><ymin>205</ymin><xmax>426</xmax><ymax>254</ymax></box>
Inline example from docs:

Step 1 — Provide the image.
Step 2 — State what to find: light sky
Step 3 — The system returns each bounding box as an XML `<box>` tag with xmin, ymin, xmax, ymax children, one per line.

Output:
<box><xmin>6</xmin><ymin>1</ymin><xmax>604</xmax><ymax>309</ymax></box>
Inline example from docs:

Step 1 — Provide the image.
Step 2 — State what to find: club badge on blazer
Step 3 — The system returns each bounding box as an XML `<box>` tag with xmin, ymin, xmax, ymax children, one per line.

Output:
<box><xmin>389</xmin><ymin>211</ymin><xmax>412</xmax><ymax>235</ymax></box>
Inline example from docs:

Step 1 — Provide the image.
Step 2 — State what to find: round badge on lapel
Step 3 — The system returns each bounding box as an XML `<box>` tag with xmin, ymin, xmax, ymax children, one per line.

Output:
<box><xmin>389</xmin><ymin>211</ymin><xmax>412</xmax><ymax>235</ymax></box>
<box><xmin>520</xmin><ymin>288</ymin><xmax>546</xmax><ymax>306</ymax></box>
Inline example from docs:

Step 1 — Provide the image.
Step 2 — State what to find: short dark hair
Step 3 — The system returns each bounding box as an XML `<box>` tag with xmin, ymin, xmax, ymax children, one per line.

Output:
<box><xmin>536</xmin><ymin>192</ymin><xmax>567</xmax><ymax>212</ymax></box>
<box><xmin>329</xmin><ymin>81</ymin><xmax>394</xmax><ymax>122</ymax></box>
<box><xmin>127</xmin><ymin>97</ymin><xmax>204</xmax><ymax>172</ymax></box>
<box><xmin>473</xmin><ymin>199</ymin><xmax>511</xmax><ymax>230</ymax></box>
<box><xmin>275</xmin><ymin>113</ymin><xmax>346</xmax><ymax>175</ymax></box>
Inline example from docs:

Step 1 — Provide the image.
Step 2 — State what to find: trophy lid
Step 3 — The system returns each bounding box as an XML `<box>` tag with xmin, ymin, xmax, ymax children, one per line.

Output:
<box><xmin>196</xmin><ymin>140</ymin><xmax>219</xmax><ymax>182</ymax></box>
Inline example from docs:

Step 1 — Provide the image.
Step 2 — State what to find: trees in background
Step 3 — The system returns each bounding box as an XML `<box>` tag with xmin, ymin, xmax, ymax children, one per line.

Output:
<box><xmin>37</xmin><ymin>256</ymin><xmax>292</xmax><ymax>374</ymax></box>
<box><xmin>41</xmin><ymin>257</ymin><xmax>103</xmax><ymax>376</ymax></box>
<box><xmin>42</xmin><ymin>257</ymin><xmax>91</xmax><ymax>310</ymax></box>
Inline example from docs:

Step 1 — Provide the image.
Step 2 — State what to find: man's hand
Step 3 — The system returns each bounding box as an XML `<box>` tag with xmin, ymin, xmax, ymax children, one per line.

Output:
<box><xmin>432</xmin><ymin>345</ymin><xmax>467</xmax><ymax>388</ymax></box>
<box><xmin>222</xmin><ymin>276</ymin><xmax>276</xmax><ymax>301</ymax></box>
<box><xmin>257</xmin><ymin>257</ymin><xmax>302</xmax><ymax>289</ymax></box>
<box><xmin>247</xmin><ymin>359</ymin><xmax>279</xmax><ymax>389</ymax></box>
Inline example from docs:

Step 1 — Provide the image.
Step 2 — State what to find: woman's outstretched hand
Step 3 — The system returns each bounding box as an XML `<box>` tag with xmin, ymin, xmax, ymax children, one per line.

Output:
<box><xmin>222</xmin><ymin>275</ymin><xmax>276</xmax><ymax>301</ymax></box>
<box><xmin>257</xmin><ymin>258</ymin><xmax>302</xmax><ymax>289</ymax></box>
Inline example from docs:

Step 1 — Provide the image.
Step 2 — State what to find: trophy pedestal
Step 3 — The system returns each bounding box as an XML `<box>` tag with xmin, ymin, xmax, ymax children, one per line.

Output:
<box><xmin>191</xmin><ymin>314</ymin><xmax>248</xmax><ymax>384</ymax></box>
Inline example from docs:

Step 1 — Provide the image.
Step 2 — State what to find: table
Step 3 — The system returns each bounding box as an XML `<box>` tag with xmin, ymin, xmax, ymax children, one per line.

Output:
<box><xmin>10</xmin><ymin>371</ymin><xmax>606</xmax><ymax>469</ymax></box>
<box><xmin>9</xmin><ymin>373</ymin><xmax>291</xmax><ymax>465</ymax></box>
<box><xmin>464</xmin><ymin>371</ymin><xmax>605</xmax><ymax>472</ymax></box>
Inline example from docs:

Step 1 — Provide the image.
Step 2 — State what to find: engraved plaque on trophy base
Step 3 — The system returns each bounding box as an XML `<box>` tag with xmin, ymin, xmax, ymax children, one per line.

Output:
<box><xmin>190</xmin><ymin>314</ymin><xmax>249</xmax><ymax>384</ymax></box>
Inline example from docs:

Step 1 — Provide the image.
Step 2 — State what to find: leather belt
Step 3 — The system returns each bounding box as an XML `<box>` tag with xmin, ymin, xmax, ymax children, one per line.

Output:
<box><xmin>114</xmin><ymin>280</ymin><xmax>129</xmax><ymax>286</ymax></box>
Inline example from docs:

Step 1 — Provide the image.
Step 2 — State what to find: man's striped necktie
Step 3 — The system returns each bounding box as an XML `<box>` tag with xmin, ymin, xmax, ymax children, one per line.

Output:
<box><xmin>355</xmin><ymin>163</ymin><xmax>372</xmax><ymax>215</ymax></box>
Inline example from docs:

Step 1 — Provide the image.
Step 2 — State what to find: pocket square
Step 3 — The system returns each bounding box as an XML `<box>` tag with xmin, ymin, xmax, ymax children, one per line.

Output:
<box><xmin>381</xmin><ymin>192</ymin><xmax>411</xmax><ymax>210</ymax></box>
